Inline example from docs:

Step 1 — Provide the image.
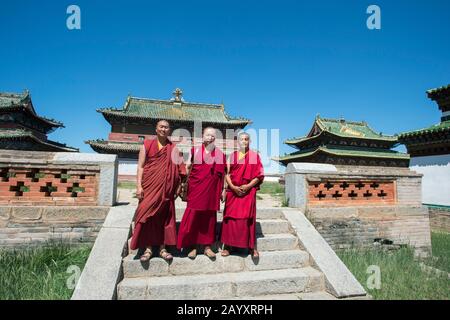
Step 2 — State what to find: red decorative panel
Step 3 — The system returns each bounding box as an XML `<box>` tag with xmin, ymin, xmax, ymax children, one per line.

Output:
<box><xmin>0</xmin><ymin>167</ymin><xmax>98</xmax><ymax>206</ymax></box>
<box><xmin>308</xmin><ymin>180</ymin><xmax>396</xmax><ymax>206</ymax></box>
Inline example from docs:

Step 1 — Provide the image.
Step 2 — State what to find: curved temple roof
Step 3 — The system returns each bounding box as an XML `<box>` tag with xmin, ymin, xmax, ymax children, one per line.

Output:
<box><xmin>98</xmin><ymin>93</ymin><xmax>251</xmax><ymax>126</ymax></box>
<box><xmin>285</xmin><ymin>116</ymin><xmax>398</xmax><ymax>145</ymax></box>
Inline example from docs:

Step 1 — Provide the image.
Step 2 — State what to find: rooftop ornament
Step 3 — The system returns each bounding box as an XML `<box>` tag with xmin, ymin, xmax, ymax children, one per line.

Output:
<box><xmin>172</xmin><ymin>88</ymin><xmax>184</xmax><ymax>102</ymax></box>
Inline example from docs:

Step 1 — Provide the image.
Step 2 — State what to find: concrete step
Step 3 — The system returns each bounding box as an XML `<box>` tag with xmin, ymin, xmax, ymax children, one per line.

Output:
<box><xmin>123</xmin><ymin>249</ymin><xmax>310</xmax><ymax>278</ymax></box>
<box><xmin>117</xmin><ymin>266</ymin><xmax>325</xmax><ymax>300</ymax></box>
<box><xmin>128</xmin><ymin>232</ymin><xmax>298</xmax><ymax>256</ymax></box>
<box><xmin>229</xmin><ymin>291</ymin><xmax>337</xmax><ymax>300</ymax></box>
<box><xmin>256</xmin><ymin>234</ymin><xmax>299</xmax><ymax>251</ymax></box>
<box><xmin>256</xmin><ymin>219</ymin><xmax>290</xmax><ymax>234</ymax></box>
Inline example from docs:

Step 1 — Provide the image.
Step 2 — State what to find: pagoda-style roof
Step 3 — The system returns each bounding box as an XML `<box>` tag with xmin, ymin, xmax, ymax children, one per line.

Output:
<box><xmin>285</xmin><ymin>116</ymin><xmax>398</xmax><ymax>147</ymax></box>
<box><xmin>86</xmin><ymin>138</ymin><xmax>236</xmax><ymax>156</ymax></box>
<box><xmin>97</xmin><ymin>89</ymin><xmax>251</xmax><ymax>127</ymax></box>
<box><xmin>399</xmin><ymin>84</ymin><xmax>450</xmax><ymax>157</ymax></box>
<box><xmin>400</xmin><ymin>120</ymin><xmax>450</xmax><ymax>138</ymax></box>
<box><xmin>86</xmin><ymin>139</ymin><xmax>142</xmax><ymax>154</ymax></box>
<box><xmin>275</xmin><ymin>146</ymin><xmax>409</xmax><ymax>166</ymax></box>
<box><xmin>0</xmin><ymin>128</ymin><xmax>78</xmax><ymax>152</ymax></box>
<box><xmin>276</xmin><ymin>116</ymin><xmax>409</xmax><ymax>167</ymax></box>
<box><xmin>427</xmin><ymin>84</ymin><xmax>450</xmax><ymax>100</ymax></box>
<box><xmin>0</xmin><ymin>91</ymin><xmax>64</xmax><ymax>133</ymax></box>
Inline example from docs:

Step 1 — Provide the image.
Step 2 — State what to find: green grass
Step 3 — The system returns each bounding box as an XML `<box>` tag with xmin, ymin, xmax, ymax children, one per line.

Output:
<box><xmin>0</xmin><ymin>242</ymin><xmax>92</xmax><ymax>300</ymax></box>
<box><xmin>337</xmin><ymin>235</ymin><xmax>450</xmax><ymax>300</ymax></box>
<box><xmin>258</xmin><ymin>182</ymin><xmax>284</xmax><ymax>195</ymax></box>
<box><xmin>427</xmin><ymin>231</ymin><xmax>450</xmax><ymax>273</ymax></box>
<box><xmin>117</xmin><ymin>181</ymin><xmax>137</xmax><ymax>189</ymax></box>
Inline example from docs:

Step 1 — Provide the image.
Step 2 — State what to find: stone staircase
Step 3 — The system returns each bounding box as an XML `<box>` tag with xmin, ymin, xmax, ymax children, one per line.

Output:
<box><xmin>117</xmin><ymin>208</ymin><xmax>336</xmax><ymax>300</ymax></box>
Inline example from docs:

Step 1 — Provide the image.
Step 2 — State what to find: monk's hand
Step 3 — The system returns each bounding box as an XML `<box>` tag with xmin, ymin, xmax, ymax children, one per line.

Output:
<box><xmin>233</xmin><ymin>185</ymin><xmax>246</xmax><ymax>197</ymax></box>
<box><xmin>239</xmin><ymin>184</ymin><xmax>250</xmax><ymax>194</ymax></box>
<box><xmin>136</xmin><ymin>186</ymin><xmax>144</xmax><ymax>200</ymax></box>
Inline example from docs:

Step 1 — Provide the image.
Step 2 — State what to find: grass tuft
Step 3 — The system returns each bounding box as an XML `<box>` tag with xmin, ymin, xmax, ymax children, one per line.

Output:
<box><xmin>337</xmin><ymin>234</ymin><xmax>450</xmax><ymax>300</ymax></box>
<box><xmin>0</xmin><ymin>242</ymin><xmax>92</xmax><ymax>300</ymax></box>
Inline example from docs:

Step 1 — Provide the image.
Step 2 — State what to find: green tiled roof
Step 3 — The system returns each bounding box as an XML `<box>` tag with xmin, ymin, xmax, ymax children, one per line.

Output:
<box><xmin>0</xmin><ymin>92</ymin><xmax>29</xmax><ymax>107</ymax></box>
<box><xmin>0</xmin><ymin>91</ymin><xmax>64</xmax><ymax>128</ymax></box>
<box><xmin>275</xmin><ymin>146</ymin><xmax>410</xmax><ymax>162</ymax></box>
<box><xmin>86</xmin><ymin>139</ymin><xmax>142</xmax><ymax>153</ymax></box>
<box><xmin>98</xmin><ymin>95</ymin><xmax>251</xmax><ymax>126</ymax></box>
<box><xmin>0</xmin><ymin>128</ymin><xmax>78</xmax><ymax>152</ymax></box>
<box><xmin>399</xmin><ymin>120</ymin><xmax>450</xmax><ymax>138</ymax></box>
<box><xmin>285</xmin><ymin>116</ymin><xmax>397</xmax><ymax>144</ymax></box>
<box><xmin>86</xmin><ymin>139</ymin><xmax>234</xmax><ymax>155</ymax></box>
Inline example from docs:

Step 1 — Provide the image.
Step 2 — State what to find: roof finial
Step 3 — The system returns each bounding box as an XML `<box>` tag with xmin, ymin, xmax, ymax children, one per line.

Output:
<box><xmin>172</xmin><ymin>88</ymin><xmax>183</xmax><ymax>102</ymax></box>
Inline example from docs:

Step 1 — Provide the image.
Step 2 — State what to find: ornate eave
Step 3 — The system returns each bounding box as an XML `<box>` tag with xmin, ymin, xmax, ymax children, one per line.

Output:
<box><xmin>274</xmin><ymin>146</ymin><xmax>410</xmax><ymax>167</ymax></box>
<box><xmin>0</xmin><ymin>129</ymin><xmax>78</xmax><ymax>152</ymax></box>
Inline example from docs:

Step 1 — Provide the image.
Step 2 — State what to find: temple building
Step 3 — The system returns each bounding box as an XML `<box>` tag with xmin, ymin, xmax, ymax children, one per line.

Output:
<box><xmin>86</xmin><ymin>88</ymin><xmax>251</xmax><ymax>179</ymax></box>
<box><xmin>0</xmin><ymin>91</ymin><xmax>78</xmax><ymax>152</ymax></box>
<box><xmin>399</xmin><ymin>84</ymin><xmax>450</xmax><ymax>157</ymax></box>
<box><xmin>399</xmin><ymin>84</ymin><xmax>450</xmax><ymax>206</ymax></box>
<box><xmin>276</xmin><ymin>116</ymin><xmax>410</xmax><ymax>167</ymax></box>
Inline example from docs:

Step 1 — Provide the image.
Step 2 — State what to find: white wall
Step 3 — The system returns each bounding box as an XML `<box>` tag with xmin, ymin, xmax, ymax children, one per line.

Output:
<box><xmin>410</xmin><ymin>154</ymin><xmax>450</xmax><ymax>206</ymax></box>
<box><xmin>118</xmin><ymin>159</ymin><xmax>138</xmax><ymax>176</ymax></box>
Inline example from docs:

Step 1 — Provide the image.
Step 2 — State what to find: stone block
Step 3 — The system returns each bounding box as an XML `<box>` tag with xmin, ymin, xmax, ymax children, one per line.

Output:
<box><xmin>244</xmin><ymin>250</ymin><xmax>309</xmax><ymax>271</ymax></box>
<box><xmin>43</xmin><ymin>206</ymin><xmax>108</xmax><ymax>222</ymax></box>
<box><xmin>234</xmin><ymin>268</ymin><xmax>312</xmax><ymax>297</ymax></box>
<box><xmin>145</xmin><ymin>273</ymin><xmax>234</xmax><ymax>300</ymax></box>
<box><xmin>256</xmin><ymin>234</ymin><xmax>298</xmax><ymax>251</ymax></box>
<box><xmin>11</xmin><ymin>207</ymin><xmax>43</xmax><ymax>220</ymax></box>
<box><xmin>123</xmin><ymin>256</ymin><xmax>170</xmax><ymax>278</ymax></box>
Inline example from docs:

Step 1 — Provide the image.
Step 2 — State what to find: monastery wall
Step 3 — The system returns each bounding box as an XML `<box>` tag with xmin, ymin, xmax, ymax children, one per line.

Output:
<box><xmin>0</xmin><ymin>150</ymin><xmax>117</xmax><ymax>247</ymax></box>
<box><xmin>285</xmin><ymin>163</ymin><xmax>432</xmax><ymax>257</ymax></box>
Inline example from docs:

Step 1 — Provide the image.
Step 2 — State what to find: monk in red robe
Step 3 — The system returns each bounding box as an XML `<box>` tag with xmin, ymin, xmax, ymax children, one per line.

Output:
<box><xmin>177</xmin><ymin>127</ymin><xmax>226</xmax><ymax>259</ymax></box>
<box><xmin>221</xmin><ymin>132</ymin><xmax>264</xmax><ymax>258</ymax></box>
<box><xmin>130</xmin><ymin>120</ymin><xmax>185</xmax><ymax>262</ymax></box>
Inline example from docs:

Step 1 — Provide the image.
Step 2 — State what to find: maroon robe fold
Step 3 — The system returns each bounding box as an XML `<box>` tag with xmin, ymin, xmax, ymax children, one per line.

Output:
<box><xmin>220</xmin><ymin>150</ymin><xmax>264</xmax><ymax>249</ymax></box>
<box><xmin>177</xmin><ymin>145</ymin><xmax>226</xmax><ymax>249</ymax></box>
<box><xmin>130</xmin><ymin>139</ymin><xmax>185</xmax><ymax>250</ymax></box>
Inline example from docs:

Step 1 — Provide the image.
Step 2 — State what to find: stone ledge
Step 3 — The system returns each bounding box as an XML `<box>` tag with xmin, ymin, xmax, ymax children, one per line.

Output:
<box><xmin>71</xmin><ymin>205</ymin><xmax>135</xmax><ymax>300</ymax></box>
<box><xmin>282</xmin><ymin>209</ymin><xmax>367</xmax><ymax>299</ymax></box>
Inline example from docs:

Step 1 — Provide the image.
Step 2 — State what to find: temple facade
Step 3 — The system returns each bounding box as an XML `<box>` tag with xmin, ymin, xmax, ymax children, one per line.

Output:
<box><xmin>399</xmin><ymin>84</ymin><xmax>450</xmax><ymax>206</ymax></box>
<box><xmin>276</xmin><ymin>116</ymin><xmax>410</xmax><ymax>167</ymax></box>
<box><xmin>0</xmin><ymin>91</ymin><xmax>77</xmax><ymax>152</ymax></box>
<box><xmin>86</xmin><ymin>88</ymin><xmax>251</xmax><ymax>179</ymax></box>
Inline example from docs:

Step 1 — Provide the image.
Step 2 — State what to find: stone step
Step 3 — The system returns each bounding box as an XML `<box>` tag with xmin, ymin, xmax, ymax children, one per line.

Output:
<box><xmin>256</xmin><ymin>219</ymin><xmax>291</xmax><ymax>234</ymax></box>
<box><xmin>128</xmin><ymin>233</ymin><xmax>298</xmax><ymax>256</ymax></box>
<box><xmin>117</xmin><ymin>266</ymin><xmax>325</xmax><ymax>300</ymax></box>
<box><xmin>256</xmin><ymin>233</ymin><xmax>299</xmax><ymax>251</ymax></box>
<box><xmin>123</xmin><ymin>249</ymin><xmax>310</xmax><ymax>278</ymax></box>
<box><xmin>229</xmin><ymin>291</ymin><xmax>337</xmax><ymax>300</ymax></box>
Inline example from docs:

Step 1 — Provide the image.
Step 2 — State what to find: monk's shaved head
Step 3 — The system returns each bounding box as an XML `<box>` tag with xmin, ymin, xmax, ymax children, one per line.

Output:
<box><xmin>156</xmin><ymin>119</ymin><xmax>171</xmax><ymax>128</ymax></box>
<box><xmin>203</xmin><ymin>127</ymin><xmax>216</xmax><ymax>134</ymax></box>
<box><xmin>238</xmin><ymin>132</ymin><xmax>251</xmax><ymax>139</ymax></box>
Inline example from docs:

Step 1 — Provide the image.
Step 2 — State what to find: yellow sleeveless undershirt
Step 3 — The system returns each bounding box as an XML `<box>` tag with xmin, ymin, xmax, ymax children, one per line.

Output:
<box><xmin>238</xmin><ymin>151</ymin><xmax>248</xmax><ymax>160</ymax></box>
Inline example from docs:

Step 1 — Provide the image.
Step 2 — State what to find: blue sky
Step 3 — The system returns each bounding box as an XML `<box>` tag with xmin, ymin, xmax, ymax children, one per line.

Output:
<box><xmin>1</xmin><ymin>1</ymin><xmax>449</xmax><ymax>172</ymax></box>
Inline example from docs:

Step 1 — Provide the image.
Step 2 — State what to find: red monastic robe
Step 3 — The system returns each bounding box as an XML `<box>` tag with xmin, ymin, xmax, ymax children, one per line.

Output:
<box><xmin>130</xmin><ymin>139</ymin><xmax>185</xmax><ymax>250</ymax></box>
<box><xmin>177</xmin><ymin>145</ymin><xmax>226</xmax><ymax>249</ymax></box>
<box><xmin>220</xmin><ymin>150</ymin><xmax>264</xmax><ymax>249</ymax></box>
